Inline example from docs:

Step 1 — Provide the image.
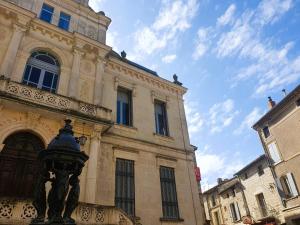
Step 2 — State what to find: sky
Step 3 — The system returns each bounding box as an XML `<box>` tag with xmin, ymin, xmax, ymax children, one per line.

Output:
<box><xmin>89</xmin><ymin>0</ymin><xmax>300</xmax><ymax>190</ymax></box>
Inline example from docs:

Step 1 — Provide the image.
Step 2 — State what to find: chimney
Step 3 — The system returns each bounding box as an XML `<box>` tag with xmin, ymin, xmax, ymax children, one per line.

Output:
<box><xmin>217</xmin><ymin>178</ymin><xmax>223</xmax><ymax>184</ymax></box>
<box><xmin>268</xmin><ymin>97</ymin><xmax>276</xmax><ymax>109</ymax></box>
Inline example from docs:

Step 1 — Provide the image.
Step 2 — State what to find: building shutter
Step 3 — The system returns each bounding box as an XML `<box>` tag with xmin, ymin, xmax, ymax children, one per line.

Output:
<box><xmin>267</xmin><ymin>143</ymin><xmax>281</xmax><ymax>163</ymax></box>
<box><xmin>275</xmin><ymin>177</ymin><xmax>286</xmax><ymax>198</ymax></box>
<box><xmin>287</xmin><ymin>173</ymin><xmax>299</xmax><ymax>197</ymax></box>
<box><xmin>235</xmin><ymin>202</ymin><xmax>241</xmax><ymax>221</ymax></box>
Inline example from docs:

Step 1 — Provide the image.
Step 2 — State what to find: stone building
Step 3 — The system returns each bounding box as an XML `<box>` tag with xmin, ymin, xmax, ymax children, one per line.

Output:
<box><xmin>203</xmin><ymin>155</ymin><xmax>286</xmax><ymax>225</ymax></box>
<box><xmin>0</xmin><ymin>0</ymin><xmax>205</xmax><ymax>225</ymax></box>
<box><xmin>253</xmin><ymin>85</ymin><xmax>300</xmax><ymax>225</ymax></box>
<box><xmin>235</xmin><ymin>155</ymin><xmax>285</xmax><ymax>224</ymax></box>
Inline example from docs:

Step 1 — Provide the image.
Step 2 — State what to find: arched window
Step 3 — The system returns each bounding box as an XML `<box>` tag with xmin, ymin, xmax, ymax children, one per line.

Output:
<box><xmin>22</xmin><ymin>51</ymin><xmax>60</xmax><ymax>93</ymax></box>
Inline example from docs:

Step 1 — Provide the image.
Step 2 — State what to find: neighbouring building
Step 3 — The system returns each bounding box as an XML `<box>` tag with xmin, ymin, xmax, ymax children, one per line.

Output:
<box><xmin>235</xmin><ymin>154</ymin><xmax>285</xmax><ymax>225</ymax></box>
<box><xmin>0</xmin><ymin>1</ymin><xmax>205</xmax><ymax>225</ymax></box>
<box><xmin>203</xmin><ymin>155</ymin><xmax>286</xmax><ymax>225</ymax></box>
<box><xmin>253</xmin><ymin>85</ymin><xmax>300</xmax><ymax>225</ymax></box>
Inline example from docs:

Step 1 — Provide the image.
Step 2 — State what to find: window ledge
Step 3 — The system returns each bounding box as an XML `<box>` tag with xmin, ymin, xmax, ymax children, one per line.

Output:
<box><xmin>160</xmin><ymin>218</ymin><xmax>184</xmax><ymax>222</ymax></box>
<box><xmin>114</xmin><ymin>124</ymin><xmax>138</xmax><ymax>133</ymax></box>
<box><xmin>272</xmin><ymin>160</ymin><xmax>283</xmax><ymax>166</ymax></box>
<box><xmin>153</xmin><ymin>133</ymin><xmax>174</xmax><ymax>142</ymax></box>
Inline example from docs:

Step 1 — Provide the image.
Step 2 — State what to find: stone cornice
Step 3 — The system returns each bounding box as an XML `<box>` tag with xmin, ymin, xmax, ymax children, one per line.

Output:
<box><xmin>107</xmin><ymin>58</ymin><xmax>187</xmax><ymax>96</ymax></box>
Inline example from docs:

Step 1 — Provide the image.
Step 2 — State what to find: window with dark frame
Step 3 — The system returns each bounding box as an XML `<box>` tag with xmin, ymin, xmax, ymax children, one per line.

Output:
<box><xmin>22</xmin><ymin>51</ymin><xmax>60</xmax><ymax>93</ymax></box>
<box><xmin>155</xmin><ymin>100</ymin><xmax>169</xmax><ymax>136</ymax></box>
<box><xmin>258</xmin><ymin>165</ymin><xmax>264</xmax><ymax>176</ymax></box>
<box><xmin>117</xmin><ymin>88</ymin><xmax>132</xmax><ymax>126</ymax></box>
<box><xmin>230</xmin><ymin>202</ymin><xmax>241</xmax><ymax>222</ymax></box>
<box><xmin>40</xmin><ymin>4</ymin><xmax>54</xmax><ymax>23</ymax></box>
<box><xmin>211</xmin><ymin>194</ymin><xmax>216</xmax><ymax>206</ymax></box>
<box><xmin>262</xmin><ymin>126</ymin><xmax>270</xmax><ymax>138</ymax></box>
<box><xmin>296</xmin><ymin>98</ymin><xmax>300</xmax><ymax>106</ymax></box>
<box><xmin>115</xmin><ymin>158</ymin><xmax>135</xmax><ymax>217</ymax></box>
<box><xmin>58</xmin><ymin>12</ymin><xmax>71</xmax><ymax>31</ymax></box>
<box><xmin>160</xmin><ymin>166</ymin><xmax>179</xmax><ymax>219</ymax></box>
<box><xmin>256</xmin><ymin>193</ymin><xmax>268</xmax><ymax>217</ymax></box>
<box><xmin>280</xmin><ymin>173</ymin><xmax>299</xmax><ymax>198</ymax></box>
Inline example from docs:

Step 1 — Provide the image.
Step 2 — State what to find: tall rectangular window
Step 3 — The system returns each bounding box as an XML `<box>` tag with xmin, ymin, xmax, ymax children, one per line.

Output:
<box><xmin>213</xmin><ymin>211</ymin><xmax>221</xmax><ymax>225</ymax></box>
<box><xmin>262</xmin><ymin>126</ymin><xmax>270</xmax><ymax>138</ymax></box>
<box><xmin>40</xmin><ymin>4</ymin><xmax>54</xmax><ymax>23</ymax></box>
<box><xmin>230</xmin><ymin>202</ymin><xmax>241</xmax><ymax>222</ymax></box>
<box><xmin>280</xmin><ymin>173</ymin><xmax>299</xmax><ymax>198</ymax></box>
<box><xmin>155</xmin><ymin>100</ymin><xmax>169</xmax><ymax>136</ymax></box>
<box><xmin>256</xmin><ymin>193</ymin><xmax>268</xmax><ymax>217</ymax></box>
<box><xmin>117</xmin><ymin>88</ymin><xmax>132</xmax><ymax>126</ymax></box>
<box><xmin>58</xmin><ymin>12</ymin><xmax>71</xmax><ymax>31</ymax></box>
<box><xmin>267</xmin><ymin>142</ymin><xmax>281</xmax><ymax>164</ymax></box>
<box><xmin>258</xmin><ymin>165</ymin><xmax>264</xmax><ymax>176</ymax></box>
<box><xmin>115</xmin><ymin>158</ymin><xmax>135</xmax><ymax>216</ymax></box>
<box><xmin>160</xmin><ymin>166</ymin><xmax>179</xmax><ymax>219</ymax></box>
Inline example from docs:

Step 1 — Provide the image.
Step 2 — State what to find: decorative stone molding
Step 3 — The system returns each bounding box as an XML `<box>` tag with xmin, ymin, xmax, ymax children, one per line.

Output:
<box><xmin>107</xmin><ymin>60</ymin><xmax>187</xmax><ymax>96</ymax></box>
<box><xmin>0</xmin><ymin>78</ymin><xmax>112</xmax><ymax>122</ymax></box>
<box><xmin>0</xmin><ymin>199</ymin><xmax>134</xmax><ymax>225</ymax></box>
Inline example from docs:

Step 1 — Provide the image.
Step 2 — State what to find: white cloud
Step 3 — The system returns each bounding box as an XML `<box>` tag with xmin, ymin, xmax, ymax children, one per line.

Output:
<box><xmin>134</xmin><ymin>0</ymin><xmax>199</xmax><ymax>55</ymax></box>
<box><xmin>106</xmin><ymin>31</ymin><xmax>120</xmax><ymax>52</ymax></box>
<box><xmin>197</xmin><ymin>0</ymin><xmax>297</xmax><ymax>95</ymax></box>
<box><xmin>234</xmin><ymin>107</ymin><xmax>264</xmax><ymax>135</ymax></box>
<box><xmin>184</xmin><ymin>101</ymin><xmax>204</xmax><ymax>136</ymax></box>
<box><xmin>89</xmin><ymin>0</ymin><xmax>105</xmax><ymax>12</ymax></box>
<box><xmin>193</xmin><ymin>28</ymin><xmax>211</xmax><ymax>60</ymax></box>
<box><xmin>255</xmin><ymin>0</ymin><xmax>293</xmax><ymax>25</ymax></box>
<box><xmin>217</xmin><ymin>4</ymin><xmax>236</xmax><ymax>26</ymax></box>
<box><xmin>195</xmin><ymin>145</ymin><xmax>244</xmax><ymax>190</ymax></box>
<box><xmin>162</xmin><ymin>54</ymin><xmax>177</xmax><ymax>63</ymax></box>
<box><xmin>208</xmin><ymin>99</ymin><xmax>239</xmax><ymax>133</ymax></box>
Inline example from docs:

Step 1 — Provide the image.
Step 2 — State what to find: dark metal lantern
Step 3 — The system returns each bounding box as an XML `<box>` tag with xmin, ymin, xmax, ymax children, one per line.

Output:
<box><xmin>31</xmin><ymin>119</ymin><xmax>89</xmax><ymax>225</ymax></box>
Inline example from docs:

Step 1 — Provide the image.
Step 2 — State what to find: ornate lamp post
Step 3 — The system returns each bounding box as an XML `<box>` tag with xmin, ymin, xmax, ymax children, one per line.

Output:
<box><xmin>31</xmin><ymin>119</ymin><xmax>89</xmax><ymax>225</ymax></box>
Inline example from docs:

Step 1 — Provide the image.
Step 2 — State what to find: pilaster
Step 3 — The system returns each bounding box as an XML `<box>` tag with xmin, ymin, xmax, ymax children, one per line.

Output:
<box><xmin>93</xmin><ymin>56</ymin><xmax>106</xmax><ymax>106</ymax></box>
<box><xmin>85</xmin><ymin>124</ymin><xmax>102</xmax><ymax>203</ymax></box>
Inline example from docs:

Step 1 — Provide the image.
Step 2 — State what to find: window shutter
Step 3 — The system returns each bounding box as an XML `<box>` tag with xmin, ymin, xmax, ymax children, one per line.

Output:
<box><xmin>287</xmin><ymin>173</ymin><xmax>299</xmax><ymax>197</ymax></box>
<box><xmin>275</xmin><ymin>177</ymin><xmax>286</xmax><ymax>198</ymax></box>
<box><xmin>268</xmin><ymin>143</ymin><xmax>281</xmax><ymax>163</ymax></box>
<box><xmin>235</xmin><ymin>202</ymin><xmax>241</xmax><ymax>221</ymax></box>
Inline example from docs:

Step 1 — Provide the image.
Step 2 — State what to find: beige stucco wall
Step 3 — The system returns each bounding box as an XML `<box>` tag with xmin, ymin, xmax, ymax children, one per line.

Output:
<box><xmin>258</xmin><ymin>98</ymin><xmax>300</xmax><ymax>224</ymax></box>
<box><xmin>239</xmin><ymin>159</ymin><xmax>285</xmax><ymax>223</ymax></box>
<box><xmin>0</xmin><ymin>1</ymin><xmax>205</xmax><ymax>225</ymax></box>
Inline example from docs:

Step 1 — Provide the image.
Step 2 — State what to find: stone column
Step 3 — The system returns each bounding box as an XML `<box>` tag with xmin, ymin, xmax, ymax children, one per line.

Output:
<box><xmin>0</xmin><ymin>24</ymin><xmax>27</xmax><ymax>78</ymax></box>
<box><xmin>93</xmin><ymin>57</ymin><xmax>105</xmax><ymax>106</ymax></box>
<box><xmin>68</xmin><ymin>48</ymin><xmax>84</xmax><ymax>99</ymax></box>
<box><xmin>85</xmin><ymin>125</ymin><xmax>102</xmax><ymax>203</ymax></box>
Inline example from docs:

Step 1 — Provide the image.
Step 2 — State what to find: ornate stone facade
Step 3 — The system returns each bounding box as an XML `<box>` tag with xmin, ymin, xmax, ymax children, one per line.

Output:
<box><xmin>0</xmin><ymin>0</ymin><xmax>205</xmax><ymax>225</ymax></box>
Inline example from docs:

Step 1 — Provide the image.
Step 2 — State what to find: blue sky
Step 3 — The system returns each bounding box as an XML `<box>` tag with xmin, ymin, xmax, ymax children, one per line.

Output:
<box><xmin>89</xmin><ymin>0</ymin><xmax>300</xmax><ymax>189</ymax></box>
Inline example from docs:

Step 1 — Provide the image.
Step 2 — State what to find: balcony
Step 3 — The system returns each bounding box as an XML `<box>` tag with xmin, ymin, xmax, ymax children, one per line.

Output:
<box><xmin>0</xmin><ymin>198</ymin><xmax>134</xmax><ymax>225</ymax></box>
<box><xmin>0</xmin><ymin>76</ymin><xmax>113</xmax><ymax>124</ymax></box>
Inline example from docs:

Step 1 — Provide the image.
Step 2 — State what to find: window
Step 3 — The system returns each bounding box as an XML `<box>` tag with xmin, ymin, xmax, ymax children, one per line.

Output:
<box><xmin>160</xmin><ymin>166</ymin><xmax>179</xmax><ymax>219</ymax></box>
<box><xmin>213</xmin><ymin>211</ymin><xmax>221</xmax><ymax>225</ymax></box>
<box><xmin>280</xmin><ymin>173</ymin><xmax>299</xmax><ymax>198</ymax></box>
<box><xmin>296</xmin><ymin>98</ymin><xmax>300</xmax><ymax>106</ymax></box>
<box><xmin>230</xmin><ymin>202</ymin><xmax>241</xmax><ymax>222</ymax></box>
<box><xmin>211</xmin><ymin>194</ymin><xmax>216</xmax><ymax>206</ymax></box>
<box><xmin>244</xmin><ymin>173</ymin><xmax>248</xmax><ymax>179</ymax></box>
<box><xmin>22</xmin><ymin>51</ymin><xmax>60</xmax><ymax>93</ymax></box>
<box><xmin>267</xmin><ymin>142</ymin><xmax>281</xmax><ymax>164</ymax></box>
<box><xmin>256</xmin><ymin>193</ymin><xmax>268</xmax><ymax>217</ymax></box>
<box><xmin>40</xmin><ymin>4</ymin><xmax>54</xmax><ymax>23</ymax></box>
<box><xmin>262</xmin><ymin>126</ymin><xmax>270</xmax><ymax>138</ymax></box>
<box><xmin>58</xmin><ymin>12</ymin><xmax>71</xmax><ymax>31</ymax></box>
<box><xmin>115</xmin><ymin>158</ymin><xmax>135</xmax><ymax>216</ymax></box>
<box><xmin>155</xmin><ymin>100</ymin><xmax>169</xmax><ymax>136</ymax></box>
<box><xmin>117</xmin><ymin>88</ymin><xmax>132</xmax><ymax>126</ymax></box>
<box><xmin>258</xmin><ymin>165</ymin><xmax>264</xmax><ymax>176</ymax></box>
